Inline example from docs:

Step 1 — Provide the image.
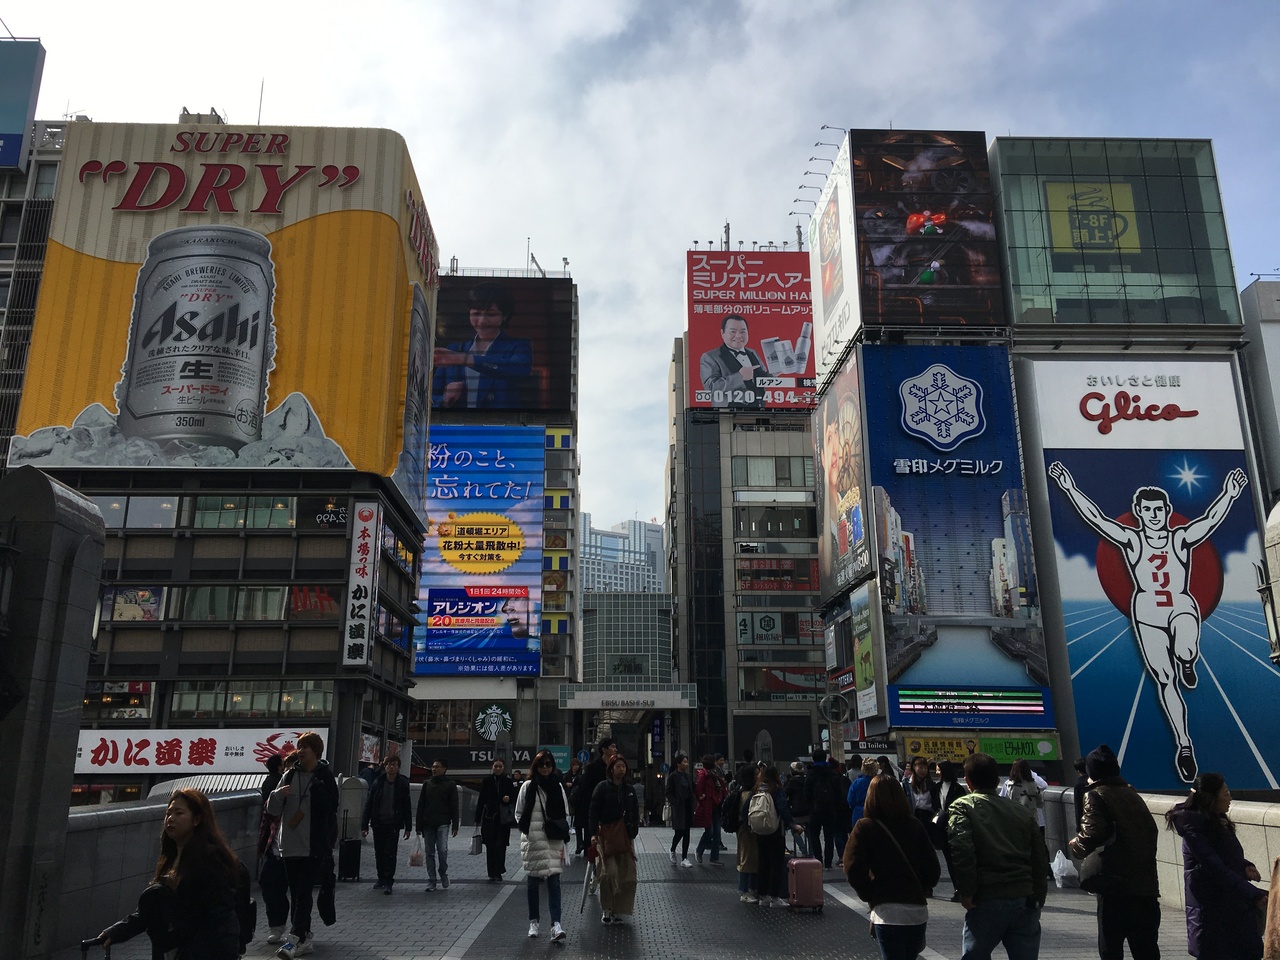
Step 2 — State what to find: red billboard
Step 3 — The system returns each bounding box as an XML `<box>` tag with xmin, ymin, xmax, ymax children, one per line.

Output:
<box><xmin>687</xmin><ymin>251</ymin><xmax>815</xmax><ymax>410</ymax></box>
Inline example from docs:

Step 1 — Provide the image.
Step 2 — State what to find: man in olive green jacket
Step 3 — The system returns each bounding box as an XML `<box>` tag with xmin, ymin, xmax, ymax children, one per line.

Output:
<box><xmin>947</xmin><ymin>753</ymin><xmax>1049</xmax><ymax>960</ymax></box>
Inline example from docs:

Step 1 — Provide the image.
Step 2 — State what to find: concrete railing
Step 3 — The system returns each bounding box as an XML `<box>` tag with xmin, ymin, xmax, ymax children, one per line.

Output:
<box><xmin>57</xmin><ymin>791</ymin><xmax>260</xmax><ymax>951</ymax></box>
<box><xmin>1043</xmin><ymin>786</ymin><xmax>1275</xmax><ymax>909</ymax></box>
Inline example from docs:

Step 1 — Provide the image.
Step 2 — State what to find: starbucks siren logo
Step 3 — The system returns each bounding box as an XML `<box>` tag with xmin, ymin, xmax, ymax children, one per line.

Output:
<box><xmin>475</xmin><ymin>703</ymin><xmax>513</xmax><ymax>741</ymax></box>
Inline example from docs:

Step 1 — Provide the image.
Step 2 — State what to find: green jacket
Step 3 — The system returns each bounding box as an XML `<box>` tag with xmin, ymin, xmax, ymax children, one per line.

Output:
<box><xmin>947</xmin><ymin>788</ymin><xmax>1048</xmax><ymax>905</ymax></box>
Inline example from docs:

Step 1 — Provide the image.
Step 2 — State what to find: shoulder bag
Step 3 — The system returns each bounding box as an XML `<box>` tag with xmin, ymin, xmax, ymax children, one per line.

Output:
<box><xmin>871</xmin><ymin>820</ymin><xmax>929</xmax><ymax>943</ymax></box>
<box><xmin>539</xmin><ymin>792</ymin><xmax>571</xmax><ymax>842</ymax></box>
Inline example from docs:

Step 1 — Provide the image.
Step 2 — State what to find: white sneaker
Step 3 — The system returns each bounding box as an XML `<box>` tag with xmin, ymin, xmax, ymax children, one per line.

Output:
<box><xmin>294</xmin><ymin>941</ymin><xmax>314</xmax><ymax>957</ymax></box>
<box><xmin>527</xmin><ymin>921</ymin><xmax>539</xmax><ymax>938</ymax></box>
<box><xmin>741</xmin><ymin>893</ymin><xmax>759</xmax><ymax>903</ymax></box>
<box><xmin>680</xmin><ymin>858</ymin><xmax>694</xmax><ymax>868</ymax></box>
<box><xmin>669</xmin><ymin>850</ymin><xmax>677</xmax><ymax>864</ymax></box>
<box><xmin>267</xmin><ymin>926</ymin><xmax>286</xmax><ymax>944</ymax></box>
<box><xmin>551</xmin><ymin>922</ymin><xmax>566</xmax><ymax>942</ymax></box>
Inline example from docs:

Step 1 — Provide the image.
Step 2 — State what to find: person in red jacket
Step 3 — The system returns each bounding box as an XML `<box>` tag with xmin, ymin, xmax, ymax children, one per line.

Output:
<box><xmin>693</xmin><ymin>753</ymin><xmax>728</xmax><ymax>865</ymax></box>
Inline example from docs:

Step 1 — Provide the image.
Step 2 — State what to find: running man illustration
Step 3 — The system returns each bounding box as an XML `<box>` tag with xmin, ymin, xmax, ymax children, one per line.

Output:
<box><xmin>1048</xmin><ymin>462</ymin><xmax>1248</xmax><ymax>783</ymax></box>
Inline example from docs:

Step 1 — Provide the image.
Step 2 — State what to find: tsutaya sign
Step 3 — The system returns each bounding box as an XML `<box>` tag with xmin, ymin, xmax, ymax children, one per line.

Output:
<box><xmin>560</xmin><ymin>689</ymin><xmax>695</xmax><ymax>710</ymax></box>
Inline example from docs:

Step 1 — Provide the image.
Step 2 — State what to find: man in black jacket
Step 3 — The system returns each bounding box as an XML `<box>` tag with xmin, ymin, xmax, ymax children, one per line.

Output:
<box><xmin>1069</xmin><ymin>744</ymin><xmax>1160</xmax><ymax>960</ymax></box>
<box><xmin>570</xmin><ymin>738</ymin><xmax>617</xmax><ymax>835</ymax></box>
<box><xmin>415</xmin><ymin>758</ymin><xmax>460</xmax><ymax>892</ymax></box>
<box><xmin>361</xmin><ymin>755</ymin><xmax>412</xmax><ymax>894</ymax></box>
<box><xmin>804</xmin><ymin>749</ymin><xmax>842</xmax><ymax>868</ymax></box>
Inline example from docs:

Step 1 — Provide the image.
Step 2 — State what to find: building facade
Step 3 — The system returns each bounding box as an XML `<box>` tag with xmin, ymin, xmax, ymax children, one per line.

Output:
<box><xmin>579</xmin><ymin>512</ymin><xmax>666</xmax><ymax>592</ymax></box>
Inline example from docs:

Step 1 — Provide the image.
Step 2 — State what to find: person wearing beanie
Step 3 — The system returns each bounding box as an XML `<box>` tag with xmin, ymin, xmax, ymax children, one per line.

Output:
<box><xmin>1069</xmin><ymin>743</ymin><xmax>1161</xmax><ymax>960</ymax></box>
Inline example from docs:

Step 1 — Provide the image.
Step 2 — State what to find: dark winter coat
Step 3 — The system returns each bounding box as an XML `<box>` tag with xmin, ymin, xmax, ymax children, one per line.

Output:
<box><xmin>665</xmin><ymin>769</ymin><xmax>694</xmax><ymax>830</ymax></box>
<box><xmin>360</xmin><ymin>773</ymin><xmax>412</xmax><ymax>833</ymax></box>
<box><xmin>1067</xmin><ymin>776</ymin><xmax>1158</xmax><ymax>898</ymax></box>
<box><xmin>588</xmin><ymin>779</ymin><xmax>640</xmax><ymax>841</ymax></box>
<box><xmin>103</xmin><ymin>856</ymin><xmax>243</xmax><ymax>960</ymax></box>
<box><xmin>475</xmin><ymin>772</ymin><xmax>516</xmax><ymax>848</ymax></box>
<box><xmin>1169</xmin><ymin>807</ymin><xmax>1265</xmax><ymax>959</ymax></box>
<box><xmin>844</xmin><ymin>814</ymin><xmax>942</xmax><ymax>908</ymax></box>
<box><xmin>693</xmin><ymin>768</ymin><xmax>726</xmax><ymax>828</ymax></box>
<box><xmin>804</xmin><ymin>762</ymin><xmax>842</xmax><ymax>815</ymax></box>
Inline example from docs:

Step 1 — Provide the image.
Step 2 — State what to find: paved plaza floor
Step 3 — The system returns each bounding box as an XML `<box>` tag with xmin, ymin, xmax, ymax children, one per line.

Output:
<box><xmin>60</xmin><ymin>827</ymin><xmax>1196</xmax><ymax>960</ymax></box>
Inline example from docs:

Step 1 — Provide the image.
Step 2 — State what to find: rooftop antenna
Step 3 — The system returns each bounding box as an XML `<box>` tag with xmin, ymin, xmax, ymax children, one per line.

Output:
<box><xmin>529</xmin><ymin>251</ymin><xmax>546</xmax><ymax>278</ymax></box>
<box><xmin>723</xmin><ymin>221</ymin><xmax>730</xmax><ymax>251</ymax></box>
<box><xmin>0</xmin><ymin>17</ymin><xmax>17</xmax><ymax>39</ymax></box>
<box><xmin>257</xmin><ymin>79</ymin><xmax>264</xmax><ymax>125</ymax></box>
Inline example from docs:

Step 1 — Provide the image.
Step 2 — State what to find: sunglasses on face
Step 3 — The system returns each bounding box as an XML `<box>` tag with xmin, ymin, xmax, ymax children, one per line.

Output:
<box><xmin>538</xmin><ymin>760</ymin><xmax>554</xmax><ymax>768</ymax></box>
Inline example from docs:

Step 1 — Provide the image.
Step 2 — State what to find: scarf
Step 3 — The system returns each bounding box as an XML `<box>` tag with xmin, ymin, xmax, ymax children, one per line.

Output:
<box><xmin>518</xmin><ymin>772</ymin><xmax>566</xmax><ymax>831</ymax></box>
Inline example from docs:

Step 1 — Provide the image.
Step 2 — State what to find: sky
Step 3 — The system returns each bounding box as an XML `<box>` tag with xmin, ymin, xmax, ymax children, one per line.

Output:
<box><xmin>16</xmin><ymin>0</ymin><xmax>1280</xmax><ymax>527</ymax></box>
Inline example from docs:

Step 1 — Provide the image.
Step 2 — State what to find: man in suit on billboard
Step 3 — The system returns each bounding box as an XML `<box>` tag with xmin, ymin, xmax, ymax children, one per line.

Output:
<box><xmin>699</xmin><ymin>314</ymin><xmax>766</xmax><ymax>409</ymax></box>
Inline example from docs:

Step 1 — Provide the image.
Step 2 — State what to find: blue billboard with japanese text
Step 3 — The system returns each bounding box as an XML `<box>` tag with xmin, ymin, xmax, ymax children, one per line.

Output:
<box><xmin>863</xmin><ymin>344</ymin><xmax>1051</xmax><ymax>729</ymax></box>
<box><xmin>412</xmin><ymin>425</ymin><xmax>545</xmax><ymax>676</ymax></box>
<box><xmin>0</xmin><ymin>40</ymin><xmax>44</xmax><ymax>170</ymax></box>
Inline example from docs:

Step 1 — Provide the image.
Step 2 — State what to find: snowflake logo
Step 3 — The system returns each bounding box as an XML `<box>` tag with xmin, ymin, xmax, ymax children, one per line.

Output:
<box><xmin>898</xmin><ymin>363</ymin><xmax>986</xmax><ymax>452</ymax></box>
<box><xmin>474</xmin><ymin>703</ymin><xmax>513</xmax><ymax>741</ymax></box>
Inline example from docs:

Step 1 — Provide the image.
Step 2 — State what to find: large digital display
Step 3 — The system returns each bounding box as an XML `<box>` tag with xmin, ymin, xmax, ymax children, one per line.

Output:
<box><xmin>816</xmin><ymin>349</ymin><xmax>871</xmax><ymax>599</ymax></box>
<box><xmin>862</xmin><ymin>344</ymin><xmax>1051</xmax><ymax>729</ymax></box>
<box><xmin>686</xmin><ymin>250</ymin><xmax>815</xmax><ymax>410</ymax></box>
<box><xmin>412</xmin><ymin>425</ymin><xmax>545</xmax><ymax>676</ymax></box>
<box><xmin>1030</xmin><ymin>359</ymin><xmax>1276</xmax><ymax>789</ymax></box>
<box><xmin>432</xmin><ymin>275</ymin><xmax>574</xmax><ymax>413</ymax></box>
<box><xmin>10</xmin><ymin>123</ymin><xmax>438</xmax><ymax>519</ymax></box>
<box><xmin>850</xmin><ymin>129</ymin><xmax>1005</xmax><ymax>328</ymax></box>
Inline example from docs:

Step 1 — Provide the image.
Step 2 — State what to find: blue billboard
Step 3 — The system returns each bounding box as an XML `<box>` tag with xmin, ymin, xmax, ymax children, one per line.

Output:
<box><xmin>862</xmin><ymin>344</ymin><xmax>1052</xmax><ymax>729</ymax></box>
<box><xmin>0</xmin><ymin>41</ymin><xmax>45</xmax><ymax>170</ymax></box>
<box><xmin>413</xmin><ymin>425</ymin><xmax>544</xmax><ymax>676</ymax></box>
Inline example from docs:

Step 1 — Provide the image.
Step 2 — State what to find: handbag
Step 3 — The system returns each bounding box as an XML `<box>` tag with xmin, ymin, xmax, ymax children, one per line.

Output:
<box><xmin>500</xmin><ymin>801</ymin><xmax>516</xmax><ymax>826</ymax></box>
<box><xmin>407</xmin><ymin>834</ymin><xmax>424</xmax><ymax>867</ymax></box>
<box><xmin>538</xmin><ymin>792</ymin><xmax>572</xmax><ymax>842</ymax></box>
<box><xmin>596</xmin><ymin>818</ymin><xmax>633</xmax><ymax>860</ymax></box>
<box><xmin>469</xmin><ymin>832</ymin><xmax>483</xmax><ymax>856</ymax></box>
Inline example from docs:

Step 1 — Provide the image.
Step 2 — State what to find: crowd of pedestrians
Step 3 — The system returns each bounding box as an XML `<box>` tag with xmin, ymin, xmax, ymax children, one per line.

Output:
<box><xmin>89</xmin><ymin>731</ymin><xmax>1277</xmax><ymax>960</ymax></box>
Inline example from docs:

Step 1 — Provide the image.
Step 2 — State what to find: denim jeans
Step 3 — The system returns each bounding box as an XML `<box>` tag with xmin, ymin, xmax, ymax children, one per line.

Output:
<box><xmin>737</xmin><ymin>870</ymin><xmax>757</xmax><ymax>894</ymax></box>
<box><xmin>526</xmin><ymin>874</ymin><xmax>562</xmax><ymax>923</ymax></box>
<box><xmin>695</xmin><ymin>812</ymin><xmax>723</xmax><ymax>861</ymax></box>
<box><xmin>961</xmin><ymin>897</ymin><xmax>1042</xmax><ymax>960</ymax></box>
<box><xmin>873</xmin><ymin>923</ymin><xmax>927</xmax><ymax>960</ymax></box>
<box><xmin>422</xmin><ymin>824</ymin><xmax>450</xmax><ymax>884</ymax></box>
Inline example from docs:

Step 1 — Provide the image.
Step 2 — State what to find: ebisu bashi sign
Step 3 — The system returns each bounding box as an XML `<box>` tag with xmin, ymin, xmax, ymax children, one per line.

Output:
<box><xmin>1029</xmin><ymin>359</ymin><xmax>1276</xmax><ymax>790</ymax></box>
<box><xmin>412</xmin><ymin>425</ymin><xmax>545</xmax><ymax>677</ymax></box>
<box><xmin>10</xmin><ymin>123</ymin><xmax>438</xmax><ymax>519</ymax></box>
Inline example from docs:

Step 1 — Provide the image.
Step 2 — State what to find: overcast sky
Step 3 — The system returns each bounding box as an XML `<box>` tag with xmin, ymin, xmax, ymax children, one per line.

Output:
<box><xmin>20</xmin><ymin>1</ymin><xmax>1280</xmax><ymax>527</ymax></box>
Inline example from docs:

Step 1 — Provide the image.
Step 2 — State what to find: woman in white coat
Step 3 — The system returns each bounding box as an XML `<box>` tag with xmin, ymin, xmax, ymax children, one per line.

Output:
<box><xmin>516</xmin><ymin>750</ymin><xmax>570</xmax><ymax>941</ymax></box>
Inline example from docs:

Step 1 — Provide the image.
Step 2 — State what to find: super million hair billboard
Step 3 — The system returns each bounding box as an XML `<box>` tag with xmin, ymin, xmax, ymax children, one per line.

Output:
<box><xmin>11</xmin><ymin>122</ymin><xmax>439</xmax><ymax>517</ymax></box>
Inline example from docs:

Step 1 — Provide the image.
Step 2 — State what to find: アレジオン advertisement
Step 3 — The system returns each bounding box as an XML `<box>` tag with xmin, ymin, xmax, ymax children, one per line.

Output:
<box><xmin>413</xmin><ymin>425</ymin><xmax>545</xmax><ymax>677</ymax></box>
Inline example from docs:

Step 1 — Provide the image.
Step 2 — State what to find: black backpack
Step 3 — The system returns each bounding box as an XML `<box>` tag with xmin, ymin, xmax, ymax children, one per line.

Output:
<box><xmin>811</xmin><ymin>769</ymin><xmax>839</xmax><ymax>809</ymax></box>
<box><xmin>720</xmin><ymin>784</ymin><xmax>742</xmax><ymax>833</ymax></box>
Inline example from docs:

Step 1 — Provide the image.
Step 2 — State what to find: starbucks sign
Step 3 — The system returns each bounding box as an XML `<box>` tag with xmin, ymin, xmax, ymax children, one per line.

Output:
<box><xmin>474</xmin><ymin>703</ymin><xmax>513</xmax><ymax>741</ymax></box>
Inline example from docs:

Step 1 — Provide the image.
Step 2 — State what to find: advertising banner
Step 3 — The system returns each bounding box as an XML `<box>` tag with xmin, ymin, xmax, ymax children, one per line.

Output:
<box><xmin>0</xmin><ymin>40</ymin><xmax>44</xmax><ymax>170</ymax></box>
<box><xmin>76</xmin><ymin>726</ymin><xmax>330</xmax><ymax>775</ymax></box>
<box><xmin>342</xmin><ymin>502</ymin><xmax>381</xmax><ymax>666</ymax></box>
<box><xmin>816</xmin><ymin>348</ymin><xmax>871</xmax><ymax>599</ymax></box>
<box><xmin>849</xmin><ymin>129</ymin><xmax>1005</xmax><ymax>328</ymax></box>
<box><xmin>687</xmin><ymin>250</ymin><xmax>815</xmax><ymax>410</ymax></box>
<box><xmin>413</xmin><ymin>425</ymin><xmax>544</xmax><ymax>676</ymax></box>
<box><xmin>850</xmin><ymin>582</ymin><xmax>879</xmax><ymax>719</ymax></box>
<box><xmin>807</xmin><ymin>133</ymin><xmax>860</xmax><ymax>387</ymax></box>
<box><xmin>863</xmin><ymin>344</ymin><xmax>1051</xmax><ymax>729</ymax></box>
<box><xmin>432</xmin><ymin>275</ymin><xmax>575</xmax><ymax>412</ymax></box>
<box><xmin>1031</xmin><ymin>359</ymin><xmax>1276</xmax><ymax>789</ymax></box>
<box><xmin>10</xmin><ymin>123</ymin><xmax>438</xmax><ymax>518</ymax></box>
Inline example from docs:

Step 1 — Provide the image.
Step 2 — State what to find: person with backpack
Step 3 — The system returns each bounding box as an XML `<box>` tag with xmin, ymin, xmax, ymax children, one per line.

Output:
<box><xmin>784</xmin><ymin>761</ymin><xmax>811</xmax><ymax>855</ymax></box>
<box><xmin>749</xmin><ymin>765</ymin><xmax>802</xmax><ymax>907</ymax></box>
<box><xmin>999</xmin><ymin>759</ymin><xmax>1046</xmax><ymax>836</ymax></box>
<box><xmin>722</xmin><ymin>772</ymin><xmax>757</xmax><ymax>902</ymax></box>
<box><xmin>804</xmin><ymin>749</ymin><xmax>842</xmax><ymax>868</ymax></box>
<box><xmin>100</xmin><ymin>788</ymin><xmax>252</xmax><ymax>960</ymax></box>
<box><xmin>693</xmin><ymin>753</ymin><xmax>728</xmax><ymax>865</ymax></box>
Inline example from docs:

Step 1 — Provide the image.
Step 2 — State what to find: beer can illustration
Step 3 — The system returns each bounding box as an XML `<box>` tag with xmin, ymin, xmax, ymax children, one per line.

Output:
<box><xmin>116</xmin><ymin>225</ymin><xmax>277</xmax><ymax>450</ymax></box>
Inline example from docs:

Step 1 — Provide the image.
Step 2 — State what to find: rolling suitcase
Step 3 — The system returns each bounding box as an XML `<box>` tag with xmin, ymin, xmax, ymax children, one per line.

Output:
<box><xmin>787</xmin><ymin>855</ymin><xmax>824</xmax><ymax>912</ymax></box>
<box><xmin>337</xmin><ymin>837</ymin><xmax>361</xmax><ymax>881</ymax></box>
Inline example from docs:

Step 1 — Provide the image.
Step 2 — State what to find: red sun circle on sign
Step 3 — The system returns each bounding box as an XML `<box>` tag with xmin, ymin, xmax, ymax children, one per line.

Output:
<box><xmin>1094</xmin><ymin>511</ymin><xmax>1224</xmax><ymax>619</ymax></box>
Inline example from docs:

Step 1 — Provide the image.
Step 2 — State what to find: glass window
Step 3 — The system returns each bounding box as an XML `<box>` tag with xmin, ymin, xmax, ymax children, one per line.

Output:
<box><xmin>194</xmin><ymin>496</ymin><xmax>246</xmax><ymax>528</ymax></box>
<box><xmin>0</xmin><ymin>204</ymin><xmax>19</xmax><ymax>244</ymax></box>
<box><xmin>126</xmin><ymin>496</ymin><xmax>178</xmax><ymax>529</ymax></box>
<box><xmin>90</xmin><ymin>495</ymin><xmax>126</xmax><ymax>528</ymax></box>
<box><xmin>731</xmin><ymin>457</ymin><xmax>747</xmax><ymax>487</ymax></box>
<box><xmin>246</xmin><ymin>496</ymin><xmax>296</xmax><ymax>529</ymax></box>
<box><xmin>236</xmin><ymin>586</ymin><xmax>288</xmax><ymax>620</ymax></box>
<box><xmin>33</xmin><ymin>163</ymin><xmax>57</xmax><ymax>199</ymax></box>
<box><xmin>296</xmin><ymin>496</ymin><xmax>348</xmax><ymax>531</ymax></box>
<box><xmin>281</xmin><ymin>680</ymin><xmax>333</xmax><ymax>718</ymax></box>
<box><xmin>170</xmin><ymin>680</ymin><xmax>227</xmax><ymax>720</ymax></box>
<box><xmin>83</xmin><ymin>680</ymin><xmax>153</xmax><ymax>720</ymax></box>
<box><xmin>289</xmin><ymin>585</ymin><xmax>342</xmax><ymax>620</ymax></box>
<box><xmin>226</xmin><ymin>680</ymin><xmax>280</xmax><ymax>719</ymax></box>
<box><xmin>104</xmin><ymin>586</ymin><xmax>166</xmax><ymax>621</ymax></box>
<box><xmin>746</xmin><ymin>458</ymin><xmax>774</xmax><ymax>486</ymax></box>
<box><xmin>179</xmin><ymin>585</ymin><xmax>236</xmax><ymax>620</ymax></box>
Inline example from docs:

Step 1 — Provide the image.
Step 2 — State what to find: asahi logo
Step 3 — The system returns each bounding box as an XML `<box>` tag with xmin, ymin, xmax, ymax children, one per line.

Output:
<box><xmin>140</xmin><ymin>301</ymin><xmax>261</xmax><ymax>351</ymax></box>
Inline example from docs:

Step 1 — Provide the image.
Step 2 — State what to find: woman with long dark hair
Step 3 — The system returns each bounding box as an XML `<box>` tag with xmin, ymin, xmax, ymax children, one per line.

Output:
<box><xmin>843</xmin><ymin>775</ymin><xmax>941</xmax><ymax>960</ymax></box>
<box><xmin>751</xmin><ymin>764</ymin><xmax>801</xmax><ymax>907</ymax></box>
<box><xmin>1166</xmin><ymin>773</ymin><xmax>1267</xmax><ymax>959</ymax></box>
<box><xmin>665</xmin><ymin>753</ymin><xmax>694</xmax><ymax>867</ymax></box>
<box><xmin>589</xmin><ymin>754</ymin><xmax>640</xmax><ymax>924</ymax></box>
<box><xmin>100</xmin><ymin>789</ymin><xmax>246</xmax><ymax>960</ymax></box>
<box><xmin>516</xmin><ymin>750</ymin><xmax>569</xmax><ymax>942</ymax></box>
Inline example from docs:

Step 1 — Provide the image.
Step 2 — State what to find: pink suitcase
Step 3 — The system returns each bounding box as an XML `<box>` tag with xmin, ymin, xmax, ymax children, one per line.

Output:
<box><xmin>787</xmin><ymin>856</ymin><xmax>824</xmax><ymax>912</ymax></box>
